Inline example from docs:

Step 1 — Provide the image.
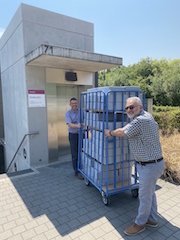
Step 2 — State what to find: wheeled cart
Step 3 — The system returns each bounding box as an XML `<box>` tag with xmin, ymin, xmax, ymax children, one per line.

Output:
<box><xmin>78</xmin><ymin>86</ymin><xmax>145</xmax><ymax>205</ymax></box>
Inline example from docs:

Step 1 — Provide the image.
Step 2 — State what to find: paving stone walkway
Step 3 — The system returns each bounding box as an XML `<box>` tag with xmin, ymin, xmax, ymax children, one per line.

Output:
<box><xmin>0</xmin><ymin>161</ymin><xmax>180</xmax><ymax>240</ymax></box>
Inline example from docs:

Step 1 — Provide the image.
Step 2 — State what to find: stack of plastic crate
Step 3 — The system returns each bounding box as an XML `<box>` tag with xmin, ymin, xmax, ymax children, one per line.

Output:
<box><xmin>81</xmin><ymin>86</ymin><xmax>143</xmax><ymax>188</ymax></box>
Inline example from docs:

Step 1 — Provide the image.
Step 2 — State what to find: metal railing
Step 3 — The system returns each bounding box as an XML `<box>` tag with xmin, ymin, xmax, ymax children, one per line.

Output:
<box><xmin>0</xmin><ymin>138</ymin><xmax>6</xmax><ymax>147</ymax></box>
<box><xmin>6</xmin><ymin>131</ymin><xmax>39</xmax><ymax>173</ymax></box>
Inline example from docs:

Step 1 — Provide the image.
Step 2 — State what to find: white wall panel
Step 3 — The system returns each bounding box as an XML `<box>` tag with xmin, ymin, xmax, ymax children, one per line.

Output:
<box><xmin>46</xmin><ymin>68</ymin><xmax>94</xmax><ymax>86</ymax></box>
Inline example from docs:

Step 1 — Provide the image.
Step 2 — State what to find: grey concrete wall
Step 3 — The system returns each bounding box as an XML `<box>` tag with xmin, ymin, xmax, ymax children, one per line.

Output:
<box><xmin>0</xmin><ymin>4</ymin><xmax>94</xmax><ymax>55</ymax></box>
<box><xmin>0</xmin><ymin>3</ymin><xmax>95</xmax><ymax>171</ymax></box>
<box><xmin>0</xmin><ymin>73</ymin><xmax>4</xmax><ymax>138</ymax></box>
<box><xmin>0</xmin><ymin>5</ymin><xmax>23</xmax><ymax>52</ymax></box>
<box><xmin>22</xmin><ymin>4</ymin><xmax>94</xmax><ymax>55</ymax></box>
<box><xmin>0</xmin><ymin>21</ymin><xmax>24</xmax><ymax>73</ymax></box>
<box><xmin>0</xmin><ymin>4</ymin><xmax>29</xmax><ymax>171</ymax></box>
<box><xmin>26</xmin><ymin>65</ymin><xmax>49</xmax><ymax>166</ymax></box>
<box><xmin>1</xmin><ymin>59</ymin><xmax>29</xmax><ymax>171</ymax></box>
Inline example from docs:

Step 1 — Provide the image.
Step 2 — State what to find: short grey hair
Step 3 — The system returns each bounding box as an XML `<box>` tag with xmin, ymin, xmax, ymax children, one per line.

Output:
<box><xmin>127</xmin><ymin>97</ymin><xmax>143</xmax><ymax>106</ymax></box>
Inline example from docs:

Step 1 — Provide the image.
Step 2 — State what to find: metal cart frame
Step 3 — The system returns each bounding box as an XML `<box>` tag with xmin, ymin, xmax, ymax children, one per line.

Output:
<box><xmin>78</xmin><ymin>87</ymin><xmax>145</xmax><ymax>205</ymax></box>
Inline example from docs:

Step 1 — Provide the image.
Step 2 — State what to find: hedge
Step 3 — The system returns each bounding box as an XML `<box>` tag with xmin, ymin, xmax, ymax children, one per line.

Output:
<box><xmin>152</xmin><ymin>106</ymin><xmax>180</xmax><ymax>134</ymax></box>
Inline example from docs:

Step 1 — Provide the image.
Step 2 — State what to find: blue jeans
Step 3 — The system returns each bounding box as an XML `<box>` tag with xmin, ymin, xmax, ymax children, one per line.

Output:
<box><xmin>135</xmin><ymin>159</ymin><xmax>165</xmax><ymax>226</ymax></box>
<box><xmin>69</xmin><ymin>133</ymin><xmax>79</xmax><ymax>174</ymax></box>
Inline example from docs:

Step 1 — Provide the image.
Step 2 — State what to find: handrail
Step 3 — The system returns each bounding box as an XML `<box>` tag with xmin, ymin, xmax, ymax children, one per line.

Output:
<box><xmin>0</xmin><ymin>138</ymin><xmax>6</xmax><ymax>147</ymax></box>
<box><xmin>6</xmin><ymin>131</ymin><xmax>39</xmax><ymax>173</ymax></box>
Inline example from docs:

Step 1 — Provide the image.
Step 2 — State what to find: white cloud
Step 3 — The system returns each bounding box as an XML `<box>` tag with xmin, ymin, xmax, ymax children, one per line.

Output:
<box><xmin>0</xmin><ymin>28</ymin><xmax>5</xmax><ymax>38</ymax></box>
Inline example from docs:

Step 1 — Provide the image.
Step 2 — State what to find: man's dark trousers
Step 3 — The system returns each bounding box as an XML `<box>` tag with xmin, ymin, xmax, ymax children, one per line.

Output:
<box><xmin>69</xmin><ymin>133</ymin><xmax>79</xmax><ymax>174</ymax></box>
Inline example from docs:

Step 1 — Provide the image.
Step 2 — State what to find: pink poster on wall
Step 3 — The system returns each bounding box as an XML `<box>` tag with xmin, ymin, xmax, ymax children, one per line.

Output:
<box><xmin>28</xmin><ymin>90</ymin><xmax>46</xmax><ymax>108</ymax></box>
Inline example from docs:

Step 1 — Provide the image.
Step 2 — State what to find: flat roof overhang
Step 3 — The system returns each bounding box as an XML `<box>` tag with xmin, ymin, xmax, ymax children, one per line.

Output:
<box><xmin>25</xmin><ymin>44</ymin><xmax>122</xmax><ymax>72</ymax></box>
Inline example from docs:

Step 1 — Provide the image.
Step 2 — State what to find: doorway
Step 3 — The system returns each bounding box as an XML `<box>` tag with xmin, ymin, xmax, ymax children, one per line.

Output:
<box><xmin>46</xmin><ymin>83</ymin><xmax>90</xmax><ymax>163</ymax></box>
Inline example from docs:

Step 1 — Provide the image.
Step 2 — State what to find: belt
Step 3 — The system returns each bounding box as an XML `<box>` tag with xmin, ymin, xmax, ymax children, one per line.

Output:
<box><xmin>137</xmin><ymin>157</ymin><xmax>163</xmax><ymax>166</ymax></box>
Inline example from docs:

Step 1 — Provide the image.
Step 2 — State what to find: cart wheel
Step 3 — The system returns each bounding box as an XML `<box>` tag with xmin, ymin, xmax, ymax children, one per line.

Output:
<box><xmin>131</xmin><ymin>189</ymin><xmax>138</xmax><ymax>198</ymax></box>
<box><xmin>84</xmin><ymin>177</ymin><xmax>90</xmax><ymax>186</ymax></box>
<box><xmin>102</xmin><ymin>195</ymin><xmax>110</xmax><ymax>205</ymax></box>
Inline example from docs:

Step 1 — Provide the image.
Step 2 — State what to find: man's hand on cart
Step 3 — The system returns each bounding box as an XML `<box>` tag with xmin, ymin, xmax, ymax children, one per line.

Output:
<box><xmin>104</xmin><ymin>129</ymin><xmax>112</xmax><ymax>137</ymax></box>
<box><xmin>77</xmin><ymin>123</ymin><xmax>81</xmax><ymax>128</ymax></box>
<box><xmin>104</xmin><ymin>128</ymin><xmax>126</xmax><ymax>137</ymax></box>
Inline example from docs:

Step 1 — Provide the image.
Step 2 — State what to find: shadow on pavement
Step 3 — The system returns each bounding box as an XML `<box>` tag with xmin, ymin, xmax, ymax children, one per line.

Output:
<box><xmin>9</xmin><ymin>161</ymin><xmax>180</xmax><ymax>239</ymax></box>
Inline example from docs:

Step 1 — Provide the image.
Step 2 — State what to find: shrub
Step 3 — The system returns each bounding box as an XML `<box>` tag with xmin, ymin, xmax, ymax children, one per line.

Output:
<box><xmin>153</xmin><ymin>106</ymin><xmax>180</xmax><ymax>134</ymax></box>
<box><xmin>153</xmin><ymin>106</ymin><xmax>180</xmax><ymax>184</ymax></box>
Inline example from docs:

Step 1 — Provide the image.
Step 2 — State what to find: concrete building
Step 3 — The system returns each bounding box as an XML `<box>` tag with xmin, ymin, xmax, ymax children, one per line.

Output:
<box><xmin>0</xmin><ymin>4</ymin><xmax>122</xmax><ymax>173</ymax></box>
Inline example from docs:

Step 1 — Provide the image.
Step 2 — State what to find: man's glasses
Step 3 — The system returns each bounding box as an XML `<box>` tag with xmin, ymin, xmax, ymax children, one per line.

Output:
<box><xmin>125</xmin><ymin>105</ymin><xmax>135</xmax><ymax>111</ymax></box>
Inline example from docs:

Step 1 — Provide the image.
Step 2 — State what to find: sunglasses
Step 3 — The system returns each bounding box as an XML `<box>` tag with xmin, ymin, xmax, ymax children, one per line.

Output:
<box><xmin>125</xmin><ymin>105</ymin><xmax>135</xmax><ymax>111</ymax></box>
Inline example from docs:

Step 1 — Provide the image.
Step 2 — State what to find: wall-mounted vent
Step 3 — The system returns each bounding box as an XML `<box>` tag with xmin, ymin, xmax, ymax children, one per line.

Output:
<box><xmin>65</xmin><ymin>72</ymin><xmax>77</xmax><ymax>81</ymax></box>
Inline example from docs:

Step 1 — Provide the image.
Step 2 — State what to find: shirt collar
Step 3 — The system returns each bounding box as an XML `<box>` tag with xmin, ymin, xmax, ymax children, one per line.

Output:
<box><xmin>133</xmin><ymin>109</ymin><xmax>144</xmax><ymax>119</ymax></box>
<box><xmin>71</xmin><ymin>108</ymin><xmax>79</xmax><ymax>114</ymax></box>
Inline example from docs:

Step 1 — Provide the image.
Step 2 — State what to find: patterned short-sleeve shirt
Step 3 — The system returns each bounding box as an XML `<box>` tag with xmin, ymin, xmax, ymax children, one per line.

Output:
<box><xmin>123</xmin><ymin>110</ymin><xmax>162</xmax><ymax>162</ymax></box>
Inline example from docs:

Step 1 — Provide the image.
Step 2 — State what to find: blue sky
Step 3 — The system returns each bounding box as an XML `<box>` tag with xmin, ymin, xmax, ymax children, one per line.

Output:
<box><xmin>0</xmin><ymin>0</ymin><xmax>179</xmax><ymax>66</ymax></box>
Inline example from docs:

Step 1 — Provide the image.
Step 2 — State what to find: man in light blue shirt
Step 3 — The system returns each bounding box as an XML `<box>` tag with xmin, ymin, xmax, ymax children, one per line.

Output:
<box><xmin>65</xmin><ymin>98</ymin><xmax>83</xmax><ymax>180</ymax></box>
<box><xmin>105</xmin><ymin>96</ymin><xmax>165</xmax><ymax>236</ymax></box>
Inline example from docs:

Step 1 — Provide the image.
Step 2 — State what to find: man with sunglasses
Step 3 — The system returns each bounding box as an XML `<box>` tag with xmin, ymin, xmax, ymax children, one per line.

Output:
<box><xmin>105</xmin><ymin>96</ymin><xmax>165</xmax><ymax>236</ymax></box>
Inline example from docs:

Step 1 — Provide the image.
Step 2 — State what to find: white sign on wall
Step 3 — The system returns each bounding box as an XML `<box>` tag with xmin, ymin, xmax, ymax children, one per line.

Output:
<box><xmin>28</xmin><ymin>90</ymin><xmax>46</xmax><ymax>108</ymax></box>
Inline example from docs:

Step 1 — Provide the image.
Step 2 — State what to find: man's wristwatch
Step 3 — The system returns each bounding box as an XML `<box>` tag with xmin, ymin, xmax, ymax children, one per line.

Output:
<box><xmin>109</xmin><ymin>130</ymin><xmax>113</xmax><ymax>136</ymax></box>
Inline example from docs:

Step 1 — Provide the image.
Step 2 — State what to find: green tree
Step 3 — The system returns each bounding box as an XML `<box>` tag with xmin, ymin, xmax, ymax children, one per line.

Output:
<box><xmin>151</xmin><ymin>73</ymin><xmax>168</xmax><ymax>105</ymax></box>
<box><xmin>164</xmin><ymin>60</ymin><xmax>180</xmax><ymax>106</ymax></box>
<box><xmin>98</xmin><ymin>58</ymin><xmax>180</xmax><ymax>106</ymax></box>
